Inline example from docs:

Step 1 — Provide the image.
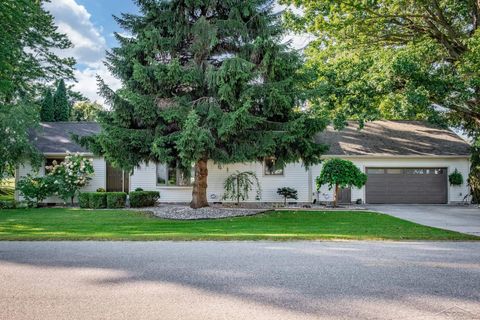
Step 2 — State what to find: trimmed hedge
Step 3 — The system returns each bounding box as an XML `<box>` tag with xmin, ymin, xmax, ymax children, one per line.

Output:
<box><xmin>78</xmin><ymin>193</ymin><xmax>91</xmax><ymax>208</ymax></box>
<box><xmin>129</xmin><ymin>191</ymin><xmax>160</xmax><ymax>207</ymax></box>
<box><xmin>90</xmin><ymin>192</ymin><xmax>107</xmax><ymax>209</ymax></box>
<box><xmin>0</xmin><ymin>200</ymin><xmax>16</xmax><ymax>209</ymax></box>
<box><xmin>106</xmin><ymin>192</ymin><xmax>127</xmax><ymax>208</ymax></box>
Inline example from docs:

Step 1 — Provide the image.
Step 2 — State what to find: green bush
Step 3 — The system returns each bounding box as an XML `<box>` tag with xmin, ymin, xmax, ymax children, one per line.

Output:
<box><xmin>0</xmin><ymin>200</ymin><xmax>16</xmax><ymax>209</ymax></box>
<box><xmin>134</xmin><ymin>187</ymin><xmax>143</xmax><ymax>191</ymax></box>
<box><xmin>89</xmin><ymin>192</ymin><xmax>107</xmax><ymax>209</ymax></box>
<box><xmin>107</xmin><ymin>192</ymin><xmax>127</xmax><ymax>208</ymax></box>
<box><xmin>96</xmin><ymin>188</ymin><xmax>106</xmax><ymax>192</ymax></box>
<box><xmin>449</xmin><ymin>169</ymin><xmax>463</xmax><ymax>186</ymax></box>
<box><xmin>78</xmin><ymin>192</ymin><xmax>91</xmax><ymax>208</ymax></box>
<box><xmin>129</xmin><ymin>191</ymin><xmax>160</xmax><ymax>207</ymax></box>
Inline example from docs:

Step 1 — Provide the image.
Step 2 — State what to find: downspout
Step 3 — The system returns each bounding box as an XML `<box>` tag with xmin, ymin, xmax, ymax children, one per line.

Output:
<box><xmin>308</xmin><ymin>166</ymin><xmax>313</xmax><ymax>203</ymax></box>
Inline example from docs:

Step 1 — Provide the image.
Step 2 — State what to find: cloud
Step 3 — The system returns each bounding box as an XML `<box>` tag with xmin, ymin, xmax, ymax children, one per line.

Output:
<box><xmin>45</xmin><ymin>0</ymin><xmax>119</xmax><ymax>104</ymax></box>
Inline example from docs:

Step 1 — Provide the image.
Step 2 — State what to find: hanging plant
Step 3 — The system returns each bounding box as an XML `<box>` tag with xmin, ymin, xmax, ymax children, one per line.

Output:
<box><xmin>449</xmin><ymin>169</ymin><xmax>463</xmax><ymax>186</ymax></box>
<box><xmin>223</xmin><ymin>171</ymin><xmax>261</xmax><ymax>204</ymax></box>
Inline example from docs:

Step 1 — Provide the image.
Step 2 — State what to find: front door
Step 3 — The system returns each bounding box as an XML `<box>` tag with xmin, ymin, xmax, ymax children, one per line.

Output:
<box><xmin>337</xmin><ymin>187</ymin><xmax>351</xmax><ymax>204</ymax></box>
<box><xmin>106</xmin><ymin>162</ymin><xmax>129</xmax><ymax>192</ymax></box>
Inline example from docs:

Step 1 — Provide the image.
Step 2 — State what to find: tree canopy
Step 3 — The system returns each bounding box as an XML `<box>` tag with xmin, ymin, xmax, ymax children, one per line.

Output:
<box><xmin>281</xmin><ymin>0</ymin><xmax>480</xmax><ymax>137</ymax></box>
<box><xmin>0</xmin><ymin>0</ymin><xmax>75</xmax><ymax>176</ymax></box>
<box><xmin>87</xmin><ymin>0</ymin><xmax>327</xmax><ymax>208</ymax></box>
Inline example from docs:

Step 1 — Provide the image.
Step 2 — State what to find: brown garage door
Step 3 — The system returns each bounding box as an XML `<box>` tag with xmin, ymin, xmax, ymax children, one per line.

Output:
<box><xmin>365</xmin><ymin>168</ymin><xmax>447</xmax><ymax>204</ymax></box>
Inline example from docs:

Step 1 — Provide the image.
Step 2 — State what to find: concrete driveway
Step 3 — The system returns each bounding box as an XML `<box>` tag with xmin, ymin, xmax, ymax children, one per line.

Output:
<box><xmin>367</xmin><ymin>205</ymin><xmax>480</xmax><ymax>236</ymax></box>
<box><xmin>0</xmin><ymin>241</ymin><xmax>479</xmax><ymax>320</ymax></box>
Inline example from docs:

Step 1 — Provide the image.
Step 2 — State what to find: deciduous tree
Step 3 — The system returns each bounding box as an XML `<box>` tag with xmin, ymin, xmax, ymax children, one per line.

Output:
<box><xmin>281</xmin><ymin>0</ymin><xmax>480</xmax><ymax>135</ymax></box>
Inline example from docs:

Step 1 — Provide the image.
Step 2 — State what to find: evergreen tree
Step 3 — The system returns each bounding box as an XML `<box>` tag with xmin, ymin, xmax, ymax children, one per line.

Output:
<box><xmin>90</xmin><ymin>0</ymin><xmax>327</xmax><ymax>208</ymax></box>
<box><xmin>40</xmin><ymin>89</ymin><xmax>55</xmax><ymax>122</ymax></box>
<box><xmin>53</xmin><ymin>79</ymin><xmax>69</xmax><ymax>121</ymax></box>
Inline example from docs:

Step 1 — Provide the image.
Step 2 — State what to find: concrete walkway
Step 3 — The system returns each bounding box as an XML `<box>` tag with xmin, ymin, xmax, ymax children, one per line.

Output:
<box><xmin>0</xmin><ymin>241</ymin><xmax>479</xmax><ymax>320</ymax></box>
<box><xmin>368</xmin><ymin>204</ymin><xmax>480</xmax><ymax>236</ymax></box>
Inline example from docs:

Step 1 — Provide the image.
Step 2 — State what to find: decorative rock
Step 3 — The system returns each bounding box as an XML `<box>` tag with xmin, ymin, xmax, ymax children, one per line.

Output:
<box><xmin>133</xmin><ymin>205</ymin><xmax>267</xmax><ymax>220</ymax></box>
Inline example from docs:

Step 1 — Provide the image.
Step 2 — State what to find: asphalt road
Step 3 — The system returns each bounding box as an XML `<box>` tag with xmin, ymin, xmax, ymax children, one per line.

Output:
<box><xmin>0</xmin><ymin>241</ymin><xmax>479</xmax><ymax>320</ymax></box>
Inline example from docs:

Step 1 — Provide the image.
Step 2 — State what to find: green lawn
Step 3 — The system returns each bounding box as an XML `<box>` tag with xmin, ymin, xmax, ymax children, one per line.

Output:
<box><xmin>0</xmin><ymin>178</ymin><xmax>15</xmax><ymax>201</ymax></box>
<box><xmin>0</xmin><ymin>208</ymin><xmax>477</xmax><ymax>241</ymax></box>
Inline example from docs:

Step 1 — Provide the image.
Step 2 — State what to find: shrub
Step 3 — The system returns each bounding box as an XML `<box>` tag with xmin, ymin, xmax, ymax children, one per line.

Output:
<box><xmin>223</xmin><ymin>171</ymin><xmax>261</xmax><ymax>204</ymax></box>
<box><xmin>0</xmin><ymin>200</ymin><xmax>16</xmax><ymax>209</ymax></box>
<box><xmin>16</xmin><ymin>174</ymin><xmax>55</xmax><ymax>206</ymax></box>
<box><xmin>107</xmin><ymin>192</ymin><xmax>127</xmax><ymax>208</ymax></box>
<box><xmin>129</xmin><ymin>191</ymin><xmax>160</xmax><ymax>207</ymax></box>
<box><xmin>134</xmin><ymin>187</ymin><xmax>143</xmax><ymax>191</ymax></box>
<box><xmin>48</xmin><ymin>154</ymin><xmax>94</xmax><ymax>205</ymax></box>
<box><xmin>78</xmin><ymin>192</ymin><xmax>91</xmax><ymax>208</ymax></box>
<box><xmin>89</xmin><ymin>192</ymin><xmax>107</xmax><ymax>209</ymax></box>
<box><xmin>449</xmin><ymin>169</ymin><xmax>463</xmax><ymax>186</ymax></box>
<box><xmin>277</xmin><ymin>187</ymin><xmax>298</xmax><ymax>205</ymax></box>
<box><xmin>96</xmin><ymin>188</ymin><xmax>106</xmax><ymax>192</ymax></box>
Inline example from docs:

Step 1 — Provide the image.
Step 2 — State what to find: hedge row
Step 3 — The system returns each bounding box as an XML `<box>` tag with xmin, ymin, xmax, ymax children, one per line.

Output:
<box><xmin>79</xmin><ymin>191</ymin><xmax>159</xmax><ymax>208</ymax></box>
<box><xmin>79</xmin><ymin>192</ymin><xmax>127</xmax><ymax>209</ymax></box>
<box><xmin>129</xmin><ymin>191</ymin><xmax>160</xmax><ymax>207</ymax></box>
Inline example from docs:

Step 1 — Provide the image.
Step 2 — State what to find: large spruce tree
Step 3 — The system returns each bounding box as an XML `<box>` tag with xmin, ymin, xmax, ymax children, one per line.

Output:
<box><xmin>92</xmin><ymin>0</ymin><xmax>326</xmax><ymax>208</ymax></box>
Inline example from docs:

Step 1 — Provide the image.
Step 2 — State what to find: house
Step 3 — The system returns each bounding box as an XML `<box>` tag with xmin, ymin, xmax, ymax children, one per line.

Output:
<box><xmin>16</xmin><ymin>120</ymin><xmax>471</xmax><ymax>205</ymax></box>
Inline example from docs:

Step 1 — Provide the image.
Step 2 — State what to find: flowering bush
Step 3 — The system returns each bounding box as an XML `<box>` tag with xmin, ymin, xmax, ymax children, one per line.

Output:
<box><xmin>17</xmin><ymin>174</ymin><xmax>56</xmax><ymax>206</ymax></box>
<box><xmin>47</xmin><ymin>154</ymin><xmax>94</xmax><ymax>205</ymax></box>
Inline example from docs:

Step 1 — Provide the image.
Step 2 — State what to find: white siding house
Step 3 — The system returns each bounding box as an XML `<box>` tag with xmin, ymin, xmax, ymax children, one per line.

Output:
<box><xmin>17</xmin><ymin>121</ymin><xmax>471</xmax><ymax>205</ymax></box>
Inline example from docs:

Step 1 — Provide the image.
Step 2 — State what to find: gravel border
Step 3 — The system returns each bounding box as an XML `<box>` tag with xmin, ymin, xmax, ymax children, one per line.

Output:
<box><xmin>134</xmin><ymin>205</ymin><xmax>268</xmax><ymax>220</ymax></box>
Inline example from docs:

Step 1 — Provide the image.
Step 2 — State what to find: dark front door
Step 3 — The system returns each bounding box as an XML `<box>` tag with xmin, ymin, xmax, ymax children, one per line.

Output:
<box><xmin>337</xmin><ymin>187</ymin><xmax>351</xmax><ymax>204</ymax></box>
<box><xmin>365</xmin><ymin>168</ymin><xmax>447</xmax><ymax>204</ymax></box>
<box><xmin>106</xmin><ymin>162</ymin><xmax>129</xmax><ymax>192</ymax></box>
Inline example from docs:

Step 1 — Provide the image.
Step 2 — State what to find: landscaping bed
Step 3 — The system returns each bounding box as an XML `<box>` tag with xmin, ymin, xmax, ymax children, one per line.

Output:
<box><xmin>138</xmin><ymin>205</ymin><xmax>267</xmax><ymax>220</ymax></box>
<box><xmin>0</xmin><ymin>208</ymin><xmax>478</xmax><ymax>241</ymax></box>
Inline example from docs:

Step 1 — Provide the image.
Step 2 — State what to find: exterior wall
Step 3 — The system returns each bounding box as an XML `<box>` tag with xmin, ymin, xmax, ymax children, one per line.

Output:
<box><xmin>16</xmin><ymin>156</ymin><xmax>106</xmax><ymax>203</ymax></box>
<box><xmin>130</xmin><ymin>161</ymin><xmax>311</xmax><ymax>203</ymax></box>
<box><xmin>312</xmin><ymin>156</ymin><xmax>471</xmax><ymax>204</ymax></box>
<box><xmin>16</xmin><ymin>154</ymin><xmax>471</xmax><ymax>204</ymax></box>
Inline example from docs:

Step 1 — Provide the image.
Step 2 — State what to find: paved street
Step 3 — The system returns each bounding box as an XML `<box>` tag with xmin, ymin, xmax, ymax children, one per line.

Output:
<box><xmin>0</xmin><ymin>241</ymin><xmax>479</xmax><ymax>320</ymax></box>
<box><xmin>368</xmin><ymin>205</ymin><xmax>480</xmax><ymax>236</ymax></box>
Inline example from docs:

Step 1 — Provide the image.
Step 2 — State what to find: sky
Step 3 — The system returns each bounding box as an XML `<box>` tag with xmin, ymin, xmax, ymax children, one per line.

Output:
<box><xmin>44</xmin><ymin>0</ymin><xmax>311</xmax><ymax>104</ymax></box>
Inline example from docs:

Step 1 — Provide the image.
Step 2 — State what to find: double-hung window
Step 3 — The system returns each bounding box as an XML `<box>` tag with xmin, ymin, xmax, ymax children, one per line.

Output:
<box><xmin>156</xmin><ymin>162</ymin><xmax>194</xmax><ymax>186</ymax></box>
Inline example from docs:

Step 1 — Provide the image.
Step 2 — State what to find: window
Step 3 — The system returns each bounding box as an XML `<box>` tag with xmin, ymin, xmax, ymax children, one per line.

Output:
<box><xmin>406</xmin><ymin>169</ymin><xmax>432</xmax><ymax>175</ymax></box>
<box><xmin>264</xmin><ymin>157</ymin><xmax>284</xmax><ymax>176</ymax></box>
<box><xmin>156</xmin><ymin>162</ymin><xmax>194</xmax><ymax>186</ymax></box>
<box><xmin>367</xmin><ymin>168</ymin><xmax>385</xmax><ymax>174</ymax></box>
<box><xmin>386</xmin><ymin>169</ymin><xmax>403</xmax><ymax>174</ymax></box>
<box><xmin>45</xmin><ymin>157</ymin><xmax>65</xmax><ymax>173</ymax></box>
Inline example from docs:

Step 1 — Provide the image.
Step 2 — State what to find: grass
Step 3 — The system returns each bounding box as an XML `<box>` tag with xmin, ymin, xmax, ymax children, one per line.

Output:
<box><xmin>0</xmin><ymin>178</ymin><xmax>15</xmax><ymax>201</ymax></box>
<box><xmin>0</xmin><ymin>208</ymin><xmax>477</xmax><ymax>241</ymax></box>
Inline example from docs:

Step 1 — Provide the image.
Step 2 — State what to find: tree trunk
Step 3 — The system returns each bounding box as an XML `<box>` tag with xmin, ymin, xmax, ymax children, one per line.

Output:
<box><xmin>333</xmin><ymin>184</ymin><xmax>339</xmax><ymax>208</ymax></box>
<box><xmin>190</xmin><ymin>158</ymin><xmax>209</xmax><ymax>209</ymax></box>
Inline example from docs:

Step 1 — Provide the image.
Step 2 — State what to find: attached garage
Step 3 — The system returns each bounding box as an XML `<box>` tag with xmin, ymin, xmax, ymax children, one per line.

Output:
<box><xmin>365</xmin><ymin>168</ymin><xmax>448</xmax><ymax>204</ymax></box>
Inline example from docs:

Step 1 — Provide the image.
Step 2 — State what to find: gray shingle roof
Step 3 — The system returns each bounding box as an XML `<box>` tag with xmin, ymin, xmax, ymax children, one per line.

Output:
<box><xmin>31</xmin><ymin>120</ymin><xmax>471</xmax><ymax>156</ymax></box>
<box><xmin>31</xmin><ymin>122</ymin><xmax>101</xmax><ymax>154</ymax></box>
<box><xmin>316</xmin><ymin>121</ymin><xmax>471</xmax><ymax>156</ymax></box>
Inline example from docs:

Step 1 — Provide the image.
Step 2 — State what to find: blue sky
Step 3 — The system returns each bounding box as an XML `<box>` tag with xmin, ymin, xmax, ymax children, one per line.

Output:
<box><xmin>45</xmin><ymin>0</ymin><xmax>309</xmax><ymax>103</ymax></box>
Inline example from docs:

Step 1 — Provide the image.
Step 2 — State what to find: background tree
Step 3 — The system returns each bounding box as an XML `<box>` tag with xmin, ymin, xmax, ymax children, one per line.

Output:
<box><xmin>87</xmin><ymin>0</ymin><xmax>327</xmax><ymax>208</ymax></box>
<box><xmin>316</xmin><ymin>158</ymin><xmax>367</xmax><ymax>207</ymax></box>
<box><xmin>53</xmin><ymin>79</ymin><xmax>70</xmax><ymax>121</ymax></box>
<box><xmin>40</xmin><ymin>89</ymin><xmax>55</xmax><ymax>121</ymax></box>
<box><xmin>281</xmin><ymin>0</ymin><xmax>480</xmax><ymax>133</ymax></box>
<box><xmin>0</xmin><ymin>0</ymin><xmax>75</xmax><ymax>176</ymax></box>
<box><xmin>70</xmin><ymin>101</ymin><xmax>103</xmax><ymax>121</ymax></box>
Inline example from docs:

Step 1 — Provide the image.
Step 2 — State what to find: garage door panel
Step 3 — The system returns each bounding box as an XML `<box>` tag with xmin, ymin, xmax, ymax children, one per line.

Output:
<box><xmin>366</xmin><ymin>167</ymin><xmax>447</xmax><ymax>204</ymax></box>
